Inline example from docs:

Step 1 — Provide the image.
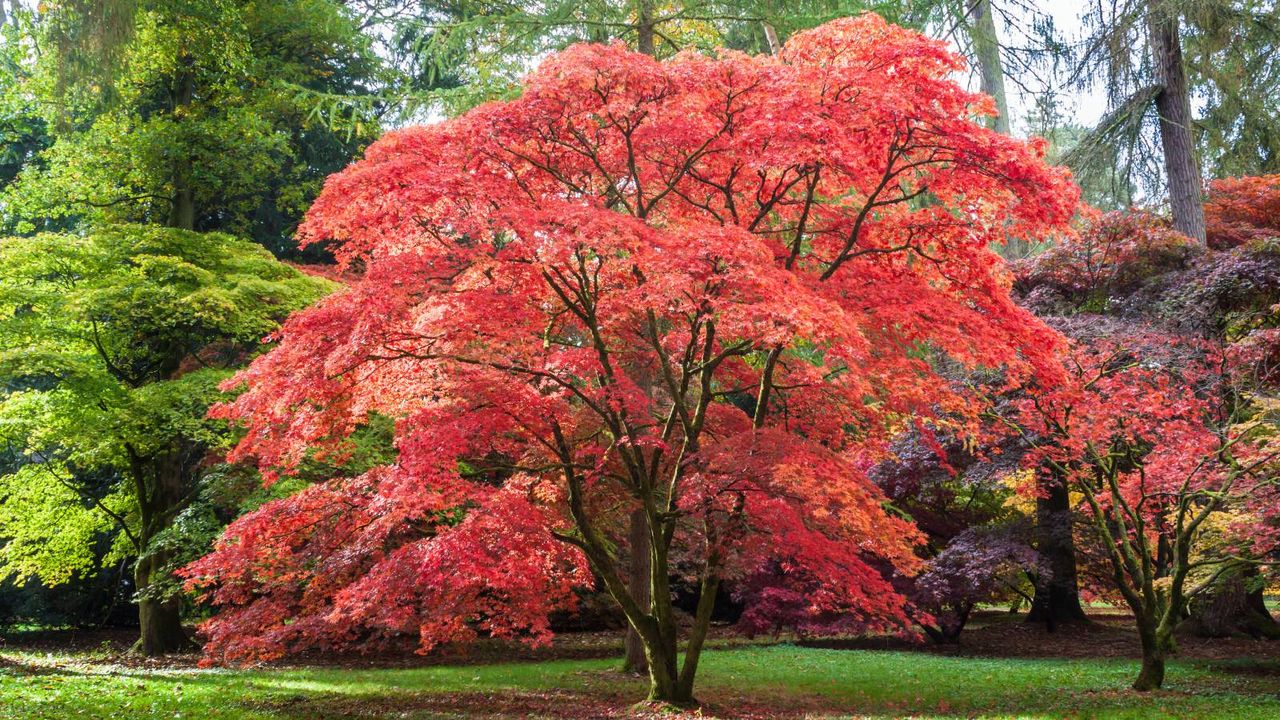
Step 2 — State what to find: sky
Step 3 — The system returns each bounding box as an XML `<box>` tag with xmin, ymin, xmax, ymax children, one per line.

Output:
<box><xmin>989</xmin><ymin>0</ymin><xmax>1111</xmax><ymax>138</ymax></box>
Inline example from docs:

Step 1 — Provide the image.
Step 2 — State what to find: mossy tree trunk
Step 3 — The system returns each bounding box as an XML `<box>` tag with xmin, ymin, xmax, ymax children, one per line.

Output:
<box><xmin>1069</xmin><ymin>450</ymin><xmax>1245</xmax><ymax>691</ymax></box>
<box><xmin>1133</xmin><ymin>612</ymin><xmax>1177</xmax><ymax>691</ymax></box>
<box><xmin>127</xmin><ymin>444</ymin><xmax>196</xmax><ymax>656</ymax></box>
<box><xmin>1185</xmin><ymin>568</ymin><xmax>1280</xmax><ymax>639</ymax></box>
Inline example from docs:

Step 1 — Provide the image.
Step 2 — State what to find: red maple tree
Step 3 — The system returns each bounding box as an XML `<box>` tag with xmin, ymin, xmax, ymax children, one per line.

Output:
<box><xmin>1014</xmin><ymin>209</ymin><xmax>1200</xmax><ymax>303</ymax></box>
<box><xmin>1000</xmin><ymin>332</ymin><xmax>1280</xmax><ymax>690</ymax></box>
<box><xmin>185</xmin><ymin>14</ymin><xmax>1078</xmax><ymax>705</ymax></box>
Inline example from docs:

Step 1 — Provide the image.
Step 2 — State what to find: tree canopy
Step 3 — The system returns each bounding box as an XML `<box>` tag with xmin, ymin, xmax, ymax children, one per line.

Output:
<box><xmin>2</xmin><ymin>0</ymin><xmax>1280</xmax><ymax>705</ymax></box>
<box><xmin>0</xmin><ymin>224</ymin><xmax>331</xmax><ymax>652</ymax></box>
<box><xmin>2</xmin><ymin>0</ymin><xmax>383</xmax><ymax>254</ymax></box>
<box><xmin>185</xmin><ymin>15</ymin><xmax>1078</xmax><ymax>703</ymax></box>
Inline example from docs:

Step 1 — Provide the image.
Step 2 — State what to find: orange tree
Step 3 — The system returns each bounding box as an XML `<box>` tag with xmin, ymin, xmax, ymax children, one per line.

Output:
<box><xmin>185</xmin><ymin>15</ymin><xmax>1077</xmax><ymax>706</ymax></box>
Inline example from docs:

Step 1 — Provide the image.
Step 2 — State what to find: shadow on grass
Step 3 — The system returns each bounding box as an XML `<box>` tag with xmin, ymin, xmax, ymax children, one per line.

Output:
<box><xmin>9</xmin><ymin>645</ymin><xmax>1280</xmax><ymax>719</ymax></box>
<box><xmin>241</xmin><ymin>688</ymin><xmax>630</xmax><ymax>720</ymax></box>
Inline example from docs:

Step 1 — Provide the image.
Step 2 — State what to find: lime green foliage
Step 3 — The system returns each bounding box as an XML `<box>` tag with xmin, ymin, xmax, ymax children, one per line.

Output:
<box><xmin>0</xmin><ymin>224</ymin><xmax>331</xmax><ymax>592</ymax></box>
<box><xmin>4</xmin><ymin>0</ymin><xmax>382</xmax><ymax>253</ymax></box>
<box><xmin>1</xmin><ymin>645</ymin><xmax>1279</xmax><ymax>718</ymax></box>
<box><xmin>0</xmin><ymin>465</ymin><xmax>130</xmax><ymax>586</ymax></box>
<box><xmin>0</xmin><ymin>16</ymin><xmax>47</xmax><ymax>195</ymax></box>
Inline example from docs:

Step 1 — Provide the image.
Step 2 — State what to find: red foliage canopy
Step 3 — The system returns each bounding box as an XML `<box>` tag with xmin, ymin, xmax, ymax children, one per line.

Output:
<box><xmin>1015</xmin><ymin>334</ymin><xmax>1237</xmax><ymax>495</ymax></box>
<box><xmin>1205</xmin><ymin>174</ymin><xmax>1280</xmax><ymax>249</ymax></box>
<box><xmin>1003</xmin><ymin>331</ymin><xmax>1280</xmax><ymax>677</ymax></box>
<box><xmin>1014</xmin><ymin>210</ymin><xmax>1200</xmax><ymax>301</ymax></box>
<box><xmin>185</xmin><ymin>14</ymin><xmax>1078</xmax><ymax>666</ymax></box>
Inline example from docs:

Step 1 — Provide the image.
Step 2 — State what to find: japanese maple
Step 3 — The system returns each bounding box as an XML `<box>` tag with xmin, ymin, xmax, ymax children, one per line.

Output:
<box><xmin>1000</xmin><ymin>333</ymin><xmax>1280</xmax><ymax>690</ymax></box>
<box><xmin>910</xmin><ymin>524</ymin><xmax>1038</xmax><ymax>643</ymax></box>
<box><xmin>1205</xmin><ymin>174</ymin><xmax>1280</xmax><ymax>249</ymax></box>
<box><xmin>1014</xmin><ymin>210</ymin><xmax>1200</xmax><ymax>307</ymax></box>
<box><xmin>0</xmin><ymin>225</ymin><xmax>330</xmax><ymax>656</ymax></box>
<box><xmin>858</xmin><ymin>422</ymin><xmax>1041</xmax><ymax>642</ymax></box>
<box><xmin>186</xmin><ymin>14</ymin><xmax>1077</xmax><ymax>705</ymax></box>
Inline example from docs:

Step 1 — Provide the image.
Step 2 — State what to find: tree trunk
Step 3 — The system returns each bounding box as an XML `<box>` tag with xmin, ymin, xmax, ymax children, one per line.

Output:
<box><xmin>635</xmin><ymin>0</ymin><xmax>656</xmax><ymax>57</ymax></box>
<box><xmin>623</xmin><ymin>15</ymin><xmax>658</xmax><ymax>679</ymax></box>
<box><xmin>625</xmin><ymin>586</ymin><xmax>689</xmax><ymax>706</ymax></box>
<box><xmin>169</xmin><ymin>183</ymin><xmax>195</xmax><ymax>231</ymax></box>
<box><xmin>1134</xmin><ymin>625</ymin><xmax>1172</xmax><ymax>690</ymax></box>
<box><xmin>623</xmin><ymin>508</ymin><xmax>651</xmax><ymax>674</ymax></box>
<box><xmin>1133</xmin><ymin>648</ymin><xmax>1166</xmax><ymax>691</ymax></box>
<box><xmin>641</xmin><ymin>636</ymin><xmax>687</xmax><ymax>705</ymax></box>
<box><xmin>637</xmin><ymin>574</ymin><xmax>716</xmax><ymax>707</ymax></box>
<box><xmin>1185</xmin><ymin>568</ymin><xmax>1280</xmax><ymax>639</ymax></box>
<box><xmin>134</xmin><ymin>551</ymin><xmax>188</xmax><ymax>656</ymax></box>
<box><xmin>644</xmin><ymin>520</ymin><xmax>690</xmax><ymax>706</ymax></box>
<box><xmin>1242</xmin><ymin>584</ymin><xmax>1280</xmax><ymax>638</ymax></box>
<box><xmin>631</xmin><ymin>497</ymin><xmax>713</xmax><ymax>707</ymax></box>
<box><xmin>762</xmin><ymin>22</ymin><xmax>781</xmax><ymax>54</ymax></box>
<box><xmin>1027</xmin><ymin>474</ymin><xmax>1088</xmax><ymax>627</ymax></box>
<box><xmin>673</xmin><ymin>567</ymin><xmax>719</xmax><ymax>704</ymax></box>
<box><xmin>919</xmin><ymin>601</ymin><xmax>973</xmax><ymax>644</ymax></box>
<box><xmin>129</xmin><ymin>446</ymin><xmax>195</xmax><ymax>656</ymax></box>
<box><xmin>168</xmin><ymin>54</ymin><xmax>196</xmax><ymax>231</ymax></box>
<box><xmin>965</xmin><ymin>0</ymin><xmax>1032</xmax><ymax>258</ymax></box>
<box><xmin>968</xmin><ymin>0</ymin><xmax>1010</xmax><ymax>135</ymax></box>
<box><xmin>1147</xmin><ymin>2</ymin><xmax>1205</xmax><ymax>243</ymax></box>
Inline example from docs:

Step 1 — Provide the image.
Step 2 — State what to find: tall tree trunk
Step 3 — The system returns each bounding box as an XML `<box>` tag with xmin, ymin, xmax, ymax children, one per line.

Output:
<box><xmin>134</xmin><ymin>550</ymin><xmax>187</xmax><ymax>656</ymax></box>
<box><xmin>1027</xmin><ymin>473</ymin><xmax>1088</xmax><ymax>626</ymax></box>
<box><xmin>1147</xmin><ymin>3</ymin><xmax>1205</xmax><ymax>243</ymax></box>
<box><xmin>623</xmin><ymin>508</ymin><xmax>651</xmax><ymax>674</ymax></box>
<box><xmin>966</xmin><ymin>0</ymin><xmax>1030</xmax><ymax>258</ymax></box>
<box><xmin>168</xmin><ymin>54</ymin><xmax>196</xmax><ymax>231</ymax></box>
<box><xmin>622</xmin><ymin>13</ymin><xmax>659</xmax><ymax>678</ymax></box>
<box><xmin>968</xmin><ymin>0</ymin><xmax>1010</xmax><ymax>135</ymax></box>
<box><xmin>634</xmin><ymin>0</ymin><xmax>656</xmax><ymax>57</ymax></box>
<box><xmin>761</xmin><ymin>22</ymin><xmax>781</xmax><ymax>54</ymax></box>
<box><xmin>1185</xmin><ymin>567</ymin><xmax>1280</xmax><ymax>639</ymax></box>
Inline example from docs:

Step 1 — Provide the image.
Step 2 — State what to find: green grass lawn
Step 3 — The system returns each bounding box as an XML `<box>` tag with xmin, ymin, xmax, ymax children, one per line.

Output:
<box><xmin>3</xmin><ymin>644</ymin><xmax>1279</xmax><ymax>719</ymax></box>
